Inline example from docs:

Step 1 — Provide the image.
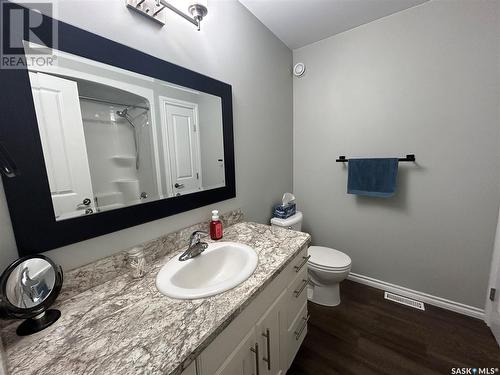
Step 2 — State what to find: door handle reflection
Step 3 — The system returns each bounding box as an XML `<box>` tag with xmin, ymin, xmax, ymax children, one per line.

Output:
<box><xmin>0</xmin><ymin>142</ymin><xmax>18</xmax><ymax>178</ymax></box>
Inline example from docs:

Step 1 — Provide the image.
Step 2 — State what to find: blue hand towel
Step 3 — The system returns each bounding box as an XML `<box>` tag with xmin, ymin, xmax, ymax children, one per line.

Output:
<box><xmin>347</xmin><ymin>158</ymin><xmax>398</xmax><ymax>197</ymax></box>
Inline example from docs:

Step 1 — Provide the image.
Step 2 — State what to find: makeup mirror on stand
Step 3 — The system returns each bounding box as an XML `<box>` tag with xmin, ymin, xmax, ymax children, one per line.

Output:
<box><xmin>0</xmin><ymin>255</ymin><xmax>63</xmax><ymax>336</ymax></box>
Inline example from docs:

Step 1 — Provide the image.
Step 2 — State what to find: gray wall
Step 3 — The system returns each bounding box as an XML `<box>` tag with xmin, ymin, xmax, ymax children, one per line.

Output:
<box><xmin>293</xmin><ymin>0</ymin><xmax>500</xmax><ymax>308</ymax></box>
<box><xmin>0</xmin><ymin>0</ymin><xmax>293</xmax><ymax>271</ymax></box>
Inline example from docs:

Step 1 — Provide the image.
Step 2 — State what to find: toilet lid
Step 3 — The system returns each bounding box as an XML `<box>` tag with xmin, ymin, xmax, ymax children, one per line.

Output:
<box><xmin>308</xmin><ymin>246</ymin><xmax>351</xmax><ymax>269</ymax></box>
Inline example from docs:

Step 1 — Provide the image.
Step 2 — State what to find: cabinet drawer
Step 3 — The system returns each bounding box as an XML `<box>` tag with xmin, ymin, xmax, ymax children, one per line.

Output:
<box><xmin>286</xmin><ymin>266</ymin><xmax>308</xmax><ymax>327</ymax></box>
<box><xmin>284</xmin><ymin>302</ymin><xmax>309</xmax><ymax>371</ymax></box>
<box><xmin>283</xmin><ymin>245</ymin><xmax>309</xmax><ymax>285</ymax></box>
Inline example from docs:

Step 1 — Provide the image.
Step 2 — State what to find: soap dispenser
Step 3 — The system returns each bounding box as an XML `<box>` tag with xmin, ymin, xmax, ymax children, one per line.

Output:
<box><xmin>210</xmin><ymin>210</ymin><xmax>223</xmax><ymax>240</ymax></box>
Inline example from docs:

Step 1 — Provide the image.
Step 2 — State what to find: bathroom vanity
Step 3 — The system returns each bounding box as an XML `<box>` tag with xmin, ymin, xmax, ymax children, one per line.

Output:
<box><xmin>0</xmin><ymin>221</ymin><xmax>310</xmax><ymax>375</ymax></box>
<box><xmin>195</xmin><ymin>235</ymin><xmax>309</xmax><ymax>375</ymax></box>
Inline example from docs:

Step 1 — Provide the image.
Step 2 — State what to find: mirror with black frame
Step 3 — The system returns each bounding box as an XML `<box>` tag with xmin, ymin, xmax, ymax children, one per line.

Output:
<box><xmin>25</xmin><ymin>42</ymin><xmax>225</xmax><ymax>221</ymax></box>
<box><xmin>0</xmin><ymin>8</ymin><xmax>235</xmax><ymax>254</ymax></box>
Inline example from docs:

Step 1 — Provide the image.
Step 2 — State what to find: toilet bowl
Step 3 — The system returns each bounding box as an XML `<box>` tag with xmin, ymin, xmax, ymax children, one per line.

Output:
<box><xmin>307</xmin><ymin>246</ymin><xmax>351</xmax><ymax>307</ymax></box>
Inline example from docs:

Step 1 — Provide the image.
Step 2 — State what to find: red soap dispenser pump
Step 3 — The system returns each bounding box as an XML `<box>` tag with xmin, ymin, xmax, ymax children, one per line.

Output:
<box><xmin>210</xmin><ymin>210</ymin><xmax>223</xmax><ymax>240</ymax></box>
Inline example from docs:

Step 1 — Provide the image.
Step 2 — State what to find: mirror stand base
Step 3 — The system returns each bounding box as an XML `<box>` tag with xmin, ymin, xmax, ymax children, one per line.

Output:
<box><xmin>16</xmin><ymin>309</ymin><xmax>61</xmax><ymax>336</ymax></box>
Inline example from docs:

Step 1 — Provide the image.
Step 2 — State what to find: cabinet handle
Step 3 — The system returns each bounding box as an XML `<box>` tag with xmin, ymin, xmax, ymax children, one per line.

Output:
<box><xmin>294</xmin><ymin>314</ymin><xmax>310</xmax><ymax>340</ymax></box>
<box><xmin>262</xmin><ymin>329</ymin><xmax>271</xmax><ymax>370</ymax></box>
<box><xmin>294</xmin><ymin>255</ymin><xmax>310</xmax><ymax>272</ymax></box>
<box><xmin>250</xmin><ymin>343</ymin><xmax>260</xmax><ymax>375</ymax></box>
<box><xmin>293</xmin><ymin>279</ymin><xmax>308</xmax><ymax>298</ymax></box>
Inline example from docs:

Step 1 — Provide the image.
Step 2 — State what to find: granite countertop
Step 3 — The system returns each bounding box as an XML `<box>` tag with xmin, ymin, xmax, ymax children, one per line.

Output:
<box><xmin>1</xmin><ymin>222</ymin><xmax>311</xmax><ymax>375</ymax></box>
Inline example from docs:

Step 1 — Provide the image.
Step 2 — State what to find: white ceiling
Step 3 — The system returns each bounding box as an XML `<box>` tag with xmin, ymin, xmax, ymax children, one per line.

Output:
<box><xmin>238</xmin><ymin>0</ymin><xmax>429</xmax><ymax>49</ymax></box>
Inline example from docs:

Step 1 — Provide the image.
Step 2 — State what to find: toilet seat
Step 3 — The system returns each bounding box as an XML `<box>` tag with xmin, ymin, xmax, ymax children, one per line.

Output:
<box><xmin>308</xmin><ymin>246</ymin><xmax>351</xmax><ymax>270</ymax></box>
<box><xmin>308</xmin><ymin>262</ymin><xmax>351</xmax><ymax>272</ymax></box>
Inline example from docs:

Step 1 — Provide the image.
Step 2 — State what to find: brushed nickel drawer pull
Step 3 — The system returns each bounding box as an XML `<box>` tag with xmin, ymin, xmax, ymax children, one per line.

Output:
<box><xmin>294</xmin><ymin>255</ymin><xmax>310</xmax><ymax>272</ymax></box>
<box><xmin>262</xmin><ymin>329</ymin><xmax>271</xmax><ymax>370</ymax></box>
<box><xmin>293</xmin><ymin>279</ymin><xmax>308</xmax><ymax>298</ymax></box>
<box><xmin>294</xmin><ymin>314</ymin><xmax>310</xmax><ymax>340</ymax></box>
<box><xmin>250</xmin><ymin>343</ymin><xmax>260</xmax><ymax>375</ymax></box>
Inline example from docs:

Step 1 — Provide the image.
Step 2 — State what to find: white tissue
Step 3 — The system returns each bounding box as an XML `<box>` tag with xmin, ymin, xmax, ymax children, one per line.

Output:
<box><xmin>282</xmin><ymin>192</ymin><xmax>296</xmax><ymax>206</ymax></box>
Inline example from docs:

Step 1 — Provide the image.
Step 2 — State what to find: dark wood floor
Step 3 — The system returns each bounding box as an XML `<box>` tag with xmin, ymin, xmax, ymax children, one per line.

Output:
<box><xmin>288</xmin><ymin>280</ymin><xmax>500</xmax><ymax>375</ymax></box>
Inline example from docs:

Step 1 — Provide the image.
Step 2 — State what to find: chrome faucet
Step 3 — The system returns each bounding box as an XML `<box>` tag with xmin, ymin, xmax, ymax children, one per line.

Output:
<box><xmin>179</xmin><ymin>230</ymin><xmax>209</xmax><ymax>261</ymax></box>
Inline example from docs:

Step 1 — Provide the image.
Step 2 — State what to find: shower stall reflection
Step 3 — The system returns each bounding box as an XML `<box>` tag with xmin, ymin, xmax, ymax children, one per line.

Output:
<box><xmin>78</xmin><ymin>90</ymin><xmax>156</xmax><ymax>214</ymax></box>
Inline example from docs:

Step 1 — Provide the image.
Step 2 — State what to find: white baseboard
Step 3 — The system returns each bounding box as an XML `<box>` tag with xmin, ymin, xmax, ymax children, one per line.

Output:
<box><xmin>347</xmin><ymin>272</ymin><xmax>485</xmax><ymax>321</ymax></box>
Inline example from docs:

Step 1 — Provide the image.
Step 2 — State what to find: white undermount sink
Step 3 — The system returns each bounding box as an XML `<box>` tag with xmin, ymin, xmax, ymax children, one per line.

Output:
<box><xmin>156</xmin><ymin>241</ymin><xmax>258</xmax><ymax>299</ymax></box>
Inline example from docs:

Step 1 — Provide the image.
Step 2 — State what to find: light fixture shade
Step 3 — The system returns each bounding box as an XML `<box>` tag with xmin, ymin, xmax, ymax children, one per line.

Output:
<box><xmin>190</xmin><ymin>0</ymin><xmax>207</xmax><ymax>7</ymax></box>
<box><xmin>188</xmin><ymin>0</ymin><xmax>208</xmax><ymax>30</ymax></box>
<box><xmin>188</xmin><ymin>1</ymin><xmax>208</xmax><ymax>17</ymax></box>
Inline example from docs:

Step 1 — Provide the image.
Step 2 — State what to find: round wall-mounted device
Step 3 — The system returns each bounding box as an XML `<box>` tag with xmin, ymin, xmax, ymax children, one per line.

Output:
<box><xmin>293</xmin><ymin>62</ymin><xmax>306</xmax><ymax>77</ymax></box>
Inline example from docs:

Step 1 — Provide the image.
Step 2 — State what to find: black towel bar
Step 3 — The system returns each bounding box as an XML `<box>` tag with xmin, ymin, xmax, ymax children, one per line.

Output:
<box><xmin>336</xmin><ymin>154</ymin><xmax>416</xmax><ymax>163</ymax></box>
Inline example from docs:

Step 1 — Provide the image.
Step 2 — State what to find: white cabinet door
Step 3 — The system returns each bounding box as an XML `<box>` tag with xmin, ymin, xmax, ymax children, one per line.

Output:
<box><xmin>283</xmin><ymin>302</ymin><xmax>309</xmax><ymax>371</ymax></box>
<box><xmin>29</xmin><ymin>71</ymin><xmax>95</xmax><ymax>220</ymax></box>
<box><xmin>214</xmin><ymin>327</ymin><xmax>256</xmax><ymax>375</ymax></box>
<box><xmin>161</xmin><ymin>98</ymin><xmax>202</xmax><ymax>196</ymax></box>
<box><xmin>255</xmin><ymin>289</ymin><xmax>287</xmax><ymax>375</ymax></box>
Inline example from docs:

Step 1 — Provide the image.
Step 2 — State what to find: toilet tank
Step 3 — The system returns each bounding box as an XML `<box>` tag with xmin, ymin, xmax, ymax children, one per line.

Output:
<box><xmin>270</xmin><ymin>211</ymin><xmax>303</xmax><ymax>231</ymax></box>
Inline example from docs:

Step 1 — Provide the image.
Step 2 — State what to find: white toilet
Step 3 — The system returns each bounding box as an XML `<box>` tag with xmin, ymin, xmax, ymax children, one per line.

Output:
<box><xmin>271</xmin><ymin>211</ymin><xmax>352</xmax><ymax>307</ymax></box>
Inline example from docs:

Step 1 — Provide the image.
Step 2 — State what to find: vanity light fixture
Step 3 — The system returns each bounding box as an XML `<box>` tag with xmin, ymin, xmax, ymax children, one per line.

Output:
<box><xmin>127</xmin><ymin>0</ymin><xmax>208</xmax><ymax>31</ymax></box>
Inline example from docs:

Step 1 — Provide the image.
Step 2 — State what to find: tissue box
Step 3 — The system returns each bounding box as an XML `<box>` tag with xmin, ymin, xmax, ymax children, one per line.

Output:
<box><xmin>272</xmin><ymin>202</ymin><xmax>296</xmax><ymax>219</ymax></box>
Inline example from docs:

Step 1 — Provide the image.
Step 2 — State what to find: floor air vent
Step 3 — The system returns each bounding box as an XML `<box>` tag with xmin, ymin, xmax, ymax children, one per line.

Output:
<box><xmin>384</xmin><ymin>292</ymin><xmax>425</xmax><ymax>311</ymax></box>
